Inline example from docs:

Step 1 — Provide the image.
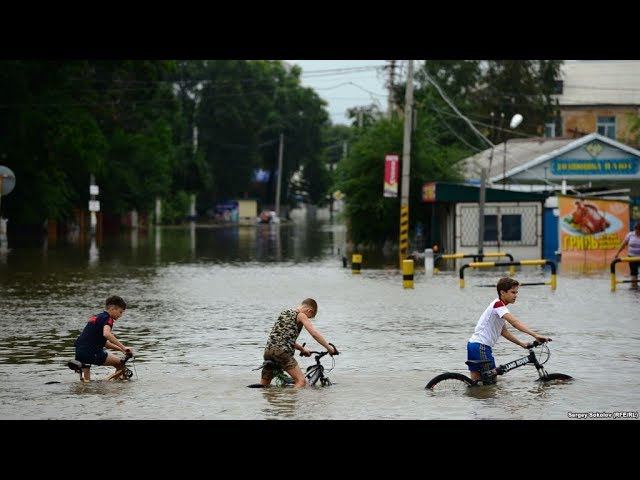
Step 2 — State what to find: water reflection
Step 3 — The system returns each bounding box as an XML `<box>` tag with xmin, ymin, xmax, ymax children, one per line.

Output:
<box><xmin>260</xmin><ymin>388</ymin><xmax>299</xmax><ymax>418</ymax></box>
<box><xmin>189</xmin><ymin>221</ymin><xmax>196</xmax><ymax>259</ymax></box>
<box><xmin>131</xmin><ymin>227</ymin><xmax>138</xmax><ymax>253</ymax></box>
<box><xmin>88</xmin><ymin>237</ymin><xmax>99</xmax><ymax>267</ymax></box>
<box><xmin>1</xmin><ymin>220</ymin><xmax>638</xmax><ymax>419</ymax></box>
<box><xmin>155</xmin><ymin>225</ymin><xmax>161</xmax><ymax>261</ymax></box>
<box><xmin>0</xmin><ymin>218</ymin><xmax>8</xmax><ymax>261</ymax></box>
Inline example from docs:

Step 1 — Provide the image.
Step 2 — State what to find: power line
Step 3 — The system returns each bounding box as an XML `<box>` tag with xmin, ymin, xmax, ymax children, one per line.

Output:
<box><xmin>422</xmin><ymin>70</ymin><xmax>494</xmax><ymax>148</ymax></box>
<box><xmin>432</xmin><ymin>109</ymin><xmax>484</xmax><ymax>152</ymax></box>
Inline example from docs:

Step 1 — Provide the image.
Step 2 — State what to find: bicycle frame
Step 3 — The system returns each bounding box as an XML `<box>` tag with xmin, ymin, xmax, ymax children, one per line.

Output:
<box><xmin>304</xmin><ymin>351</ymin><xmax>332</xmax><ymax>386</ymax></box>
<box><xmin>68</xmin><ymin>353</ymin><xmax>134</xmax><ymax>382</ymax></box>
<box><xmin>104</xmin><ymin>354</ymin><xmax>134</xmax><ymax>381</ymax></box>
<box><xmin>253</xmin><ymin>345</ymin><xmax>336</xmax><ymax>387</ymax></box>
<box><xmin>426</xmin><ymin>340</ymin><xmax>570</xmax><ymax>390</ymax></box>
<box><xmin>479</xmin><ymin>345</ymin><xmax>548</xmax><ymax>384</ymax></box>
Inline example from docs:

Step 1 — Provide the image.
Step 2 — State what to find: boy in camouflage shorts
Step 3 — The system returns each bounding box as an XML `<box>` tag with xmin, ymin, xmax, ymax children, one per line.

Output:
<box><xmin>258</xmin><ymin>298</ymin><xmax>337</xmax><ymax>388</ymax></box>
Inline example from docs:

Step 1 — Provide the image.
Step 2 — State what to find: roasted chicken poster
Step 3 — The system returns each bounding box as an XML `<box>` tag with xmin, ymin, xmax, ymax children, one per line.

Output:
<box><xmin>558</xmin><ymin>195</ymin><xmax>629</xmax><ymax>268</ymax></box>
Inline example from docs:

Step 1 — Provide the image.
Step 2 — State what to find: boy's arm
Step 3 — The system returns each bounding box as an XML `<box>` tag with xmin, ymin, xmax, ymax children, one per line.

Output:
<box><xmin>502</xmin><ymin>313</ymin><xmax>551</xmax><ymax>342</ymax></box>
<box><xmin>297</xmin><ymin>314</ymin><xmax>336</xmax><ymax>354</ymax></box>
<box><xmin>614</xmin><ymin>236</ymin><xmax>629</xmax><ymax>257</ymax></box>
<box><xmin>294</xmin><ymin>342</ymin><xmax>311</xmax><ymax>356</ymax></box>
<box><xmin>105</xmin><ymin>340</ymin><xmax>120</xmax><ymax>351</ymax></box>
<box><xmin>500</xmin><ymin>325</ymin><xmax>527</xmax><ymax>348</ymax></box>
<box><xmin>103</xmin><ymin>325</ymin><xmax>128</xmax><ymax>353</ymax></box>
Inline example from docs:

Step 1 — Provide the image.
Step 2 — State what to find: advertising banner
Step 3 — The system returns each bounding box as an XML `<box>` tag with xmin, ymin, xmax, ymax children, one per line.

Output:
<box><xmin>422</xmin><ymin>182</ymin><xmax>436</xmax><ymax>203</ymax></box>
<box><xmin>558</xmin><ymin>195</ymin><xmax>629</xmax><ymax>272</ymax></box>
<box><xmin>383</xmin><ymin>154</ymin><xmax>399</xmax><ymax>198</ymax></box>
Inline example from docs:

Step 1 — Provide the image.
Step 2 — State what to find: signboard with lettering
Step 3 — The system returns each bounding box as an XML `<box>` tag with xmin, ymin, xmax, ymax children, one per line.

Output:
<box><xmin>383</xmin><ymin>154</ymin><xmax>399</xmax><ymax>198</ymax></box>
<box><xmin>551</xmin><ymin>158</ymin><xmax>639</xmax><ymax>175</ymax></box>
<box><xmin>558</xmin><ymin>194</ymin><xmax>629</xmax><ymax>272</ymax></box>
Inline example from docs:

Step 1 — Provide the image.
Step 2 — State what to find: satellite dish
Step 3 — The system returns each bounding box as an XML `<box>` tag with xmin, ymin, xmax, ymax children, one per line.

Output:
<box><xmin>510</xmin><ymin>114</ymin><xmax>523</xmax><ymax>129</ymax></box>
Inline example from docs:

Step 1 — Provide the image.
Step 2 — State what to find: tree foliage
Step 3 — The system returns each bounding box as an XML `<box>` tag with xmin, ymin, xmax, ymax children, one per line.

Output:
<box><xmin>0</xmin><ymin>60</ymin><xmax>332</xmax><ymax>228</ymax></box>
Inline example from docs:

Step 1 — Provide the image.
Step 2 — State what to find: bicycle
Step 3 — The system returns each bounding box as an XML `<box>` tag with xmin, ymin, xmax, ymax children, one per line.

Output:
<box><xmin>247</xmin><ymin>343</ymin><xmax>339</xmax><ymax>388</ymax></box>
<box><xmin>425</xmin><ymin>340</ymin><xmax>572</xmax><ymax>391</ymax></box>
<box><xmin>65</xmin><ymin>350</ymin><xmax>135</xmax><ymax>383</ymax></box>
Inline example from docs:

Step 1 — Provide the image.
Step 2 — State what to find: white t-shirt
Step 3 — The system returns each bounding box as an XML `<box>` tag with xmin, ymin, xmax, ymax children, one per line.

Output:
<box><xmin>468</xmin><ymin>298</ymin><xmax>510</xmax><ymax>347</ymax></box>
<box><xmin>625</xmin><ymin>231</ymin><xmax>640</xmax><ymax>257</ymax></box>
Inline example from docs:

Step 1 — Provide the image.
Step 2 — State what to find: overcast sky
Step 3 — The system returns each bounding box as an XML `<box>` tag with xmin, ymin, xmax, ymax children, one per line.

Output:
<box><xmin>286</xmin><ymin>60</ymin><xmax>392</xmax><ymax>125</ymax></box>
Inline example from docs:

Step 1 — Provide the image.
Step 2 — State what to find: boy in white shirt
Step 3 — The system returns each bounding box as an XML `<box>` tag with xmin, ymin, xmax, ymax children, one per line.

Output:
<box><xmin>467</xmin><ymin>277</ymin><xmax>551</xmax><ymax>383</ymax></box>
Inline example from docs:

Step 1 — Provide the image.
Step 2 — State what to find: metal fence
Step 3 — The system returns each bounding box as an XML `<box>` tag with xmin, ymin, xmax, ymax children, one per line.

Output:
<box><xmin>459</xmin><ymin>204</ymin><xmax>539</xmax><ymax>248</ymax></box>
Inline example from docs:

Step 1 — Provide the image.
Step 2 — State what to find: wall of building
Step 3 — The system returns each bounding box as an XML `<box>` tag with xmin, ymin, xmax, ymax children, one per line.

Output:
<box><xmin>455</xmin><ymin>202</ymin><xmax>543</xmax><ymax>262</ymax></box>
<box><xmin>560</xmin><ymin>107</ymin><xmax>640</xmax><ymax>145</ymax></box>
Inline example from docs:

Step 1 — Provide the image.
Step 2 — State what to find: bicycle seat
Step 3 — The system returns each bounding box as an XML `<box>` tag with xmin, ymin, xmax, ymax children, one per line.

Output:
<box><xmin>67</xmin><ymin>360</ymin><xmax>89</xmax><ymax>373</ymax></box>
<box><xmin>465</xmin><ymin>360</ymin><xmax>492</xmax><ymax>366</ymax></box>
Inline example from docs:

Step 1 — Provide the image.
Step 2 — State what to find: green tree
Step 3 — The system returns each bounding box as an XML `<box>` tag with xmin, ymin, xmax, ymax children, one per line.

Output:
<box><xmin>335</xmin><ymin>118</ymin><xmax>464</xmax><ymax>246</ymax></box>
<box><xmin>195</xmin><ymin>60</ymin><xmax>330</xmax><ymax>210</ymax></box>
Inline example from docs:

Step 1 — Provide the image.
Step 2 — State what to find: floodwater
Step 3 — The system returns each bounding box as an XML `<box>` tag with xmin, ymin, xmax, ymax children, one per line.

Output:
<box><xmin>0</xmin><ymin>222</ymin><xmax>638</xmax><ymax>420</ymax></box>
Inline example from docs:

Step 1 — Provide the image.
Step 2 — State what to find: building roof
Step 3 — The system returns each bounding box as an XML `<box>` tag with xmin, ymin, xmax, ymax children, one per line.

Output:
<box><xmin>461</xmin><ymin>137</ymin><xmax>575</xmax><ymax>182</ymax></box>
<box><xmin>461</xmin><ymin>133</ymin><xmax>640</xmax><ymax>184</ymax></box>
<box><xmin>429</xmin><ymin>182</ymin><xmax>547</xmax><ymax>203</ymax></box>
<box><xmin>555</xmin><ymin>60</ymin><xmax>640</xmax><ymax>106</ymax></box>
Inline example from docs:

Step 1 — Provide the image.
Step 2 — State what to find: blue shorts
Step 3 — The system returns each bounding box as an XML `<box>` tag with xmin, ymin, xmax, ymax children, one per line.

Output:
<box><xmin>467</xmin><ymin>342</ymin><xmax>495</xmax><ymax>372</ymax></box>
<box><xmin>75</xmin><ymin>346</ymin><xmax>108</xmax><ymax>366</ymax></box>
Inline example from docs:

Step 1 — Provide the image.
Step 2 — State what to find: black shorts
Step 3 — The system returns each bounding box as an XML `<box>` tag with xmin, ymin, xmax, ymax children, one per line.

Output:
<box><xmin>75</xmin><ymin>346</ymin><xmax>108</xmax><ymax>366</ymax></box>
<box><xmin>630</xmin><ymin>261</ymin><xmax>639</xmax><ymax>277</ymax></box>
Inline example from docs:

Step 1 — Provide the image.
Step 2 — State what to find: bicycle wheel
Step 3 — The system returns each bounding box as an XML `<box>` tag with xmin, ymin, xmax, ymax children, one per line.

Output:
<box><xmin>274</xmin><ymin>371</ymin><xmax>293</xmax><ymax>387</ymax></box>
<box><xmin>537</xmin><ymin>372</ymin><xmax>573</xmax><ymax>382</ymax></box>
<box><xmin>306</xmin><ymin>366</ymin><xmax>322</xmax><ymax>386</ymax></box>
<box><xmin>425</xmin><ymin>372</ymin><xmax>475</xmax><ymax>391</ymax></box>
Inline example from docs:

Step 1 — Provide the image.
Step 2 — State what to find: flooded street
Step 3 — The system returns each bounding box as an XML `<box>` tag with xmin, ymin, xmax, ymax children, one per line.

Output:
<box><xmin>0</xmin><ymin>222</ymin><xmax>638</xmax><ymax>420</ymax></box>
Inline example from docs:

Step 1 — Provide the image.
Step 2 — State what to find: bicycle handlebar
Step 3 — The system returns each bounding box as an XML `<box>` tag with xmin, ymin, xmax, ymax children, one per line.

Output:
<box><xmin>122</xmin><ymin>350</ymin><xmax>134</xmax><ymax>364</ymax></box>
<box><xmin>527</xmin><ymin>339</ymin><xmax>552</xmax><ymax>349</ymax></box>
<box><xmin>299</xmin><ymin>342</ymin><xmax>339</xmax><ymax>357</ymax></box>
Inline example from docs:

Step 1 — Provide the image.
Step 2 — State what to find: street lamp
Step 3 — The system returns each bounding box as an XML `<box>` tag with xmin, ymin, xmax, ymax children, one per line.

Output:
<box><xmin>503</xmin><ymin>113</ymin><xmax>523</xmax><ymax>189</ymax></box>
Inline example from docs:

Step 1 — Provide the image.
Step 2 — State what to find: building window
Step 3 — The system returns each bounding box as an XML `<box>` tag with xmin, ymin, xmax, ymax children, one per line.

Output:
<box><xmin>484</xmin><ymin>215</ymin><xmax>498</xmax><ymax>241</ymax></box>
<box><xmin>544</xmin><ymin>122</ymin><xmax>555</xmax><ymax>138</ymax></box>
<box><xmin>460</xmin><ymin>204</ymin><xmax>538</xmax><ymax>247</ymax></box>
<box><xmin>501</xmin><ymin>214</ymin><xmax>522</xmax><ymax>241</ymax></box>
<box><xmin>484</xmin><ymin>214</ymin><xmax>522</xmax><ymax>241</ymax></box>
<box><xmin>597</xmin><ymin>116</ymin><xmax>616</xmax><ymax>139</ymax></box>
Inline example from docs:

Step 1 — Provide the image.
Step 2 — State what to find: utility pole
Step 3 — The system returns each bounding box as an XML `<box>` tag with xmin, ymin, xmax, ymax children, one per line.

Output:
<box><xmin>399</xmin><ymin>60</ymin><xmax>414</xmax><ymax>267</ymax></box>
<box><xmin>387</xmin><ymin>60</ymin><xmax>397</xmax><ymax>120</ymax></box>
<box><xmin>275</xmin><ymin>133</ymin><xmax>284</xmax><ymax>218</ymax></box>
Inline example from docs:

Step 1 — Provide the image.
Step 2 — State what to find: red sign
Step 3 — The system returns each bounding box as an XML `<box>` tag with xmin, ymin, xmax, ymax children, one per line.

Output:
<box><xmin>384</xmin><ymin>154</ymin><xmax>399</xmax><ymax>197</ymax></box>
<box><xmin>422</xmin><ymin>182</ymin><xmax>436</xmax><ymax>203</ymax></box>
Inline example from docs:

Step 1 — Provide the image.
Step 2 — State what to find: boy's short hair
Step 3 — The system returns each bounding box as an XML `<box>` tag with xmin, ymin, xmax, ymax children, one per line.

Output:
<box><xmin>496</xmin><ymin>277</ymin><xmax>519</xmax><ymax>296</ymax></box>
<box><xmin>301</xmin><ymin>298</ymin><xmax>317</xmax><ymax>315</ymax></box>
<box><xmin>106</xmin><ymin>295</ymin><xmax>127</xmax><ymax>310</ymax></box>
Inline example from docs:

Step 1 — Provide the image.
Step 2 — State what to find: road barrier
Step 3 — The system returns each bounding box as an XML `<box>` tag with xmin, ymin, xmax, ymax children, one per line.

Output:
<box><xmin>459</xmin><ymin>259</ymin><xmax>557</xmax><ymax>290</ymax></box>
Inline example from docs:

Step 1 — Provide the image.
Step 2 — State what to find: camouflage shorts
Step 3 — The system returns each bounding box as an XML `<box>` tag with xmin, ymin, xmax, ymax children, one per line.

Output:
<box><xmin>261</xmin><ymin>346</ymin><xmax>299</xmax><ymax>381</ymax></box>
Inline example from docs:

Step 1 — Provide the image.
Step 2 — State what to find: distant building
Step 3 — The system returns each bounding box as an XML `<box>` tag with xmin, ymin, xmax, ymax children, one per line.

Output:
<box><xmin>547</xmin><ymin>61</ymin><xmax>640</xmax><ymax>146</ymax></box>
<box><xmin>460</xmin><ymin>133</ymin><xmax>640</xmax><ymax>260</ymax></box>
